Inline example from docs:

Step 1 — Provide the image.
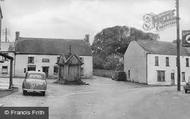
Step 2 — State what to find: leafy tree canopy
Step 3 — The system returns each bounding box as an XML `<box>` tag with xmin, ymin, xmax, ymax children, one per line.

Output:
<box><xmin>92</xmin><ymin>25</ymin><xmax>159</xmax><ymax>70</ymax></box>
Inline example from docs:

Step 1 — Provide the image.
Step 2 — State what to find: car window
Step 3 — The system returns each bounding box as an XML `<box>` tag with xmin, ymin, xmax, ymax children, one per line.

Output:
<box><xmin>27</xmin><ymin>73</ymin><xmax>45</xmax><ymax>79</ymax></box>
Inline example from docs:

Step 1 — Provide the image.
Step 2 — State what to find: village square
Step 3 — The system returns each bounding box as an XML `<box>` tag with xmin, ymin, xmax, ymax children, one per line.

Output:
<box><xmin>0</xmin><ymin>0</ymin><xmax>190</xmax><ymax>119</ymax></box>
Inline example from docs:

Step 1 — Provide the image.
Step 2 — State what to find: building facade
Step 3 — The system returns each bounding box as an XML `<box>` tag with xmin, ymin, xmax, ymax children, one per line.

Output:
<box><xmin>124</xmin><ymin>40</ymin><xmax>190</xmax><ymax>85</ymax></box>
<box><xmin>0</xmin><ymin>32</ymin><xmax>93</xmax><ymax>78</ymax></box>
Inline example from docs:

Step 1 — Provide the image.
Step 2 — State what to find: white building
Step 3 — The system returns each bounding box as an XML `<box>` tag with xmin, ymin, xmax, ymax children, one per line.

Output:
<box><xmin>0</xmin><ymin>32</ymin><xmax>93</xmax><ymax>78</ymax></box>
<box><xmin>124</xmin><ymin>40</ymin><xmax>190</xmax><ymax>85</ymax></box>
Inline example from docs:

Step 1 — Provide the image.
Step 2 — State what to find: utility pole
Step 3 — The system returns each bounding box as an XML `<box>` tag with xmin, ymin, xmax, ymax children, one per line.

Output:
<box><xmin>0</xmin><ymin>0</ymin><xmax>4</xmax><ymax>50</ymax></box>
<box><xmin>176</xmin><ymin>0</ymin><xmax>181</xmax><ymax>91</ymax></box>
<box><xmin>5</xmin><ymin>27</ymin><xmax>7</xmax><ymax>42</ymax></box>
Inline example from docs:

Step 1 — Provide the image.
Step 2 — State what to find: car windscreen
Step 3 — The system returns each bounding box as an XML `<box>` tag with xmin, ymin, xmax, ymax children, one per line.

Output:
<box><xmin>27</xmin><ymin>73</ymin><xmax>45</xmax><ymax>79</ymax></box>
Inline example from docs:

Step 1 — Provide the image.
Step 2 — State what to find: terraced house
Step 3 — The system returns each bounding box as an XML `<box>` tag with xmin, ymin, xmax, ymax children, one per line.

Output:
<box><xmin>124</xmin><ymin>40</ymin><xmax>190</xmax><ymax>85</ymax></box>
<box><xmin>0</xmin><ymin>32</ymin><xmax>93</xmax><ymax>78</ymax></box>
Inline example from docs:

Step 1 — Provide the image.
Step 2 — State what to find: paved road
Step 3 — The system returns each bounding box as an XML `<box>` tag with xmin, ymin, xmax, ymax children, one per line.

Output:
<box><xmin>0</xmin><ymin>76</ymin><xmax>189</xmax><ymax>119</ymax></box>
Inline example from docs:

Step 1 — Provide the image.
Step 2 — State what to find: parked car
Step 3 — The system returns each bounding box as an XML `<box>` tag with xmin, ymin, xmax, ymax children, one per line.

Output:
<box><xmin>22</xmin><ymin>71</ymin><xmax>47</xmax><ymax>96</ymax></box>
<box><xmin>184</xmin><ymin>82</ymin><xmax>190</xmax><ymax>93</ymax></box>
<box><xmin>112</xmin><ymin>71</ymin><xmax>126</xmax><ymax>81</ymax></box>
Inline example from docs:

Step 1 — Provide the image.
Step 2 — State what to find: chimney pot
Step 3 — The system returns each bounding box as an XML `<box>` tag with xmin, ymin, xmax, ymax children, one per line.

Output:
<box><xmin>15</xmin><ymin>31</ymin><xmax>20</xmax><ymax>41</ymax></box>
<box><xmin>84</xmin><ymin>34</ymin><xmax>89</xmax><ymax>43</ymax></box>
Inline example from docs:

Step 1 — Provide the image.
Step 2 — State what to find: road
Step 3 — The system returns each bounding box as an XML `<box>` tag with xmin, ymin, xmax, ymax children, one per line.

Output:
<box><xmin>0</xmin><ymin>76</ymin><xmax>190</xmax><ymax>119</ymax></box>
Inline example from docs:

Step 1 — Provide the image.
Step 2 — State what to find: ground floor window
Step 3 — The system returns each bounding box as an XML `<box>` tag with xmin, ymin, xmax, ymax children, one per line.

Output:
<box><xmin>54</xmin><ymin>66</ymin><xmax>58</xmax><ymax>75</ymax></box>
<box><xmin>182</xmin><ymin>72</ymin><xmax>186</xmax><ymax>82</ymax></box>
<box><xmin>157</xmin><ymin>70</ymin><xmax>165</xmax><ymax>82</ymax></box>
<box><xmin>27</xmin><ymin>65</ymin><xmax>36</xmax><ymax>71</ymax></box>
<box><xmin>2</xmin><ymin>66</ymin><xmax>8</xmax><ymax>74</ymax></box>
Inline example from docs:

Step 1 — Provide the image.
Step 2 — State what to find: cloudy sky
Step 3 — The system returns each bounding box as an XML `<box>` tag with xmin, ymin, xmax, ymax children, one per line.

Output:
<box><xmin>1</xmin><ymin>0</ymin><xmax>190</xmax><ymax>43</ymax></box>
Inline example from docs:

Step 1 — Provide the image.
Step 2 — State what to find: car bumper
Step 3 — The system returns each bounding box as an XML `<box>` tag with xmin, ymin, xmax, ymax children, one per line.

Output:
<box><xmin>23</xmin><ymin>88</ymin><xmax>46</xmax><ymax>92</ymax></box>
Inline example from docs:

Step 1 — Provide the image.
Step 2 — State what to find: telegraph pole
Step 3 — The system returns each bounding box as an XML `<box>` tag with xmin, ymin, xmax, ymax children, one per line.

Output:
<box><xmin>176</xmin><ymin>0</ymin><xmax>181</xmax><ymax>91</ymax></box>
<box><xmin>5</xmin><ymin>27</ymin><xmax>7</xmax><ymax>42</ymax></box>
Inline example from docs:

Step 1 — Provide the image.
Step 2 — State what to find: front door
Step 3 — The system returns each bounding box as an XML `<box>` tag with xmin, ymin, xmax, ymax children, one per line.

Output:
<box><xmin>171</xmin><ymin>73</ymin><xmax>175</xmax><ymax>85</ymax></box>
<box><xmin>42</xmin><ymin>66</ymin><xmax>49</xmax><ymax>78</ymax></box>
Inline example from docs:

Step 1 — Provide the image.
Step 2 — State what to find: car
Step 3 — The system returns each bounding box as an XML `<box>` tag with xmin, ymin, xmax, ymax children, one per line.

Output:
<box><xmin>184</xmin><ymin>82</ymin><xmax>190</xmax><ymax>93</ymax></box>
<box><xmin>22</xmin><ymin>71</ymin><xmax>47</xmax><ymax>96</ymax></box>
<box><xmin>111</xmin><ymin>71</ymin><xmax>126</xmax><ymax>81</ymax></box>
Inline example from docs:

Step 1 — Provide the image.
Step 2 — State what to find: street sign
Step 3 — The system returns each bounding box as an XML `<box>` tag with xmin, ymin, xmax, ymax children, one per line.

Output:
<box><xmin>143</xmin><ymin>10</ymin><xmax>176</xmax><ymax>31</ymax></box>
<box><xmin>182</xmin><ymin>30</ymin><xmax>190</xmax><ymax>47</ymax></box>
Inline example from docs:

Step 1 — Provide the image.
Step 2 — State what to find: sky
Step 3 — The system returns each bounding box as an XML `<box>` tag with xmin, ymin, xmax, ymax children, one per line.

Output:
<box><xmin>1</xmin><ymin>0</ymin><xmax>190</xmax><ymax>44</ymax></box>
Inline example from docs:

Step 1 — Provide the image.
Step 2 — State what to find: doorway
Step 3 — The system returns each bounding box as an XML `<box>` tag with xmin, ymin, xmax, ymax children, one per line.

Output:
<box><xmin>42</xmin><ymin>66</ymin><xmax>49</xmax><ymax>78</ymax></box>
<box><xmin>171</xmin><ymin>73</ymin><xmax>175</xmax><ymax>85</ymax></box>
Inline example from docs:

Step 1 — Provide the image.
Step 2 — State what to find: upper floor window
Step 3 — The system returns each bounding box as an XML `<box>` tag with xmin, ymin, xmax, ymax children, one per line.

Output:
<box><xmin>166</xmin><ymin>57</ymin><xmax>169</xmax><ymax>67</ymax></box>
<box><xmin>42</xmin><ymin>58</ymin><xmax>50</xmax><ymax>63</ymax></box>
<box><xmin>28</xmin><ymin>57</ymin><xmax>34</xmax><ymax>64</ymax></box>
<box><xmin>155</xmin><ymin>56</ymin><xmax>159</xmax><ymax>66</ymax></box>
<box><xmin>186</xmin><ymin>58</ymin><xmax>189</xmax><ymax>67</ymax></box>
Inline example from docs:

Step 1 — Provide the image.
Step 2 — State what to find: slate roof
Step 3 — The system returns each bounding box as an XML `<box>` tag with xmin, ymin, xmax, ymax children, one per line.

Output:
<box><xmin>137</xmin><ymin>40</ymin><xmax>190</xmax><ymax>56</ymax></box>
<box><xmin>15</xmin><ymin>37</ymin><xmax>92</xmax><ymax>56</ymax></box>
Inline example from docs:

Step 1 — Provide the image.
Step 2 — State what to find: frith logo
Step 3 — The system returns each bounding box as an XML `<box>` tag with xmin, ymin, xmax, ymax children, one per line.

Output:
<box><xmin>143</xmin><ymin>10</ymin><xmax>176</xmax><ymax>31</ymax></box>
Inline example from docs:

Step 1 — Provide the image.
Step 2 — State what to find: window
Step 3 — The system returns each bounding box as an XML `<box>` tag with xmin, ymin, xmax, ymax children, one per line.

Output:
<box><xmin>42</xmin><ymin>58</ymin><xmax>50</xmax><ymax>63</ymax></box>
<box><xmin>166</xmin><ymin>57</ymin><xmax>169</xmax><ymax>66</ymax></box>
<box><xmin>27</xmin><ymin>65</ymin><xmax>36</xmax><ymax>71</ymax></box>
<box><xmin>28</xmin><ymin>57</ymin><xmax>34</xmax><ymax>64</ymax></box>
<box><xmin>128</xmin><ymin>70</ymin><xmax>130</xmax><ymax>79</ymax></box>
<box><xmin>57</xmin><ymin>57</ymin><xmax>60</xmax><ymax>63</ymax></box>
<box><xmin>155</xmin><ymin>56</ymin><xmax>159</xmax><ymax>66</ymax></box>
<box><xmin>182</xmin><ymin>72</ymin><xmax>186</xmax><ymax>82</ymax></box>
<box><xmin>54</xmin><ymin>66</ymin><xmax>58</xmax><ymax>75</ymax></box>
<box><xmin>157</xmin><ymin>70</ymin><xmax>165</xmax><ymax>82</ymax></box>
<box><xmin>2</xmin><ymin>66</ymin><xmax>8</xmax><ymax>74</ymax></box>
<box><xmin>171</xmin><ymin>73</ymin><xmax>175</xmax><ymax>80</ymax></box>
<box><xmin>186</xmin><ymin>58</ymin><xmax>189</xmax><ymax>67</ymax></box>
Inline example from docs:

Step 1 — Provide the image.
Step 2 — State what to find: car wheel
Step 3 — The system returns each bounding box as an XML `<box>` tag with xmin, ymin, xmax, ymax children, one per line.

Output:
<box><xmin>41</xmin><ymin>91</ymin><xmax>46</xmax><ymax>96</ymax></box>
<box><xmin>185</xmin><ymin>89</ymin><xmax>188</xmax><ymax>93</ymax></box>
<box><xmin>23</xmin><ymin>90</ymin><xmax>27</xmax><ymax>95</ymax></box>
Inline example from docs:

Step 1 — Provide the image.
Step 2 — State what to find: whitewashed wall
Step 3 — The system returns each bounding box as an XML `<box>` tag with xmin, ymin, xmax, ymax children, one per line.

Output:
<box><xmin>15</xmin><ymin>54</ymin><xmax>93</xmax><ymax>78</ymax></box>
<box><xmin>147</xmin><ymin>54</ymin><xmax>190</xmax><ymax>85</ymax></box>
<box><xmin>124</xmin><ymin>41</ymin><xmax>147</xmax><ymax>83</ymax></box>
<box><xmin>15</xmin><ymin>54</ymin><xmax>59</xmax><ymax>77</ymax></box>
<box><xmin>81</xmin><ymin>56</ymin><xmax>93</xmax><ymax>78</ymax></box>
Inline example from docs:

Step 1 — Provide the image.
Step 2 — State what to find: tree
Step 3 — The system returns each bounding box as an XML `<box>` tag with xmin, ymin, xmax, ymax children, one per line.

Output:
<box><xmin>92</xmin><ymin>25</ymin><xmax>159</xmax><ymax>70</ymax></box>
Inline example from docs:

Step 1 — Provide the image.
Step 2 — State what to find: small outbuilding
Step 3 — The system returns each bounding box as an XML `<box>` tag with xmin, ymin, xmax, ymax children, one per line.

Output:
<box><xmin>57</xmin><ymin>53</ymin><xmax>83</xmax><ymax>83</ymax></box>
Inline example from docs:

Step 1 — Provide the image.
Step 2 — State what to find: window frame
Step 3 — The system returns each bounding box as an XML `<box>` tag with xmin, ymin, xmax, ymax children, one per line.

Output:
<box><xmin>157</xmin><ymin>70</ymin><xmax>165</xmax><ymax>82</ymax></box>
<box><xmin>28</xmin><ymin>57</ymin><xmax>34</xmax><ymax>64</ymax></box>
<box><xmin>166</xmin><ymin>57</ymin><xmax>169</xmax><ymax>67</ymax></box>
<box><xmin>186</xmin><ymin>58</ymin><xmax>189</xmax><ymax>67</ymax></box>
<box><xmin>155</xmin><ymin>56</ymin><xmax>159</xmax><ymax>66</ymax></box>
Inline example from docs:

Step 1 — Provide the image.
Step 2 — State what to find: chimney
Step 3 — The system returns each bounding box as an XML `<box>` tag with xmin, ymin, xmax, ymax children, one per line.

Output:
<box><xmin>15</xmin><ymin>31</ymin><xmax>20</xmax><ymax>41</ymax></box>
<box><xmin>84</xmin><ymin>34</ymin><xmax>89</xmax><ymax>43</ymax></box>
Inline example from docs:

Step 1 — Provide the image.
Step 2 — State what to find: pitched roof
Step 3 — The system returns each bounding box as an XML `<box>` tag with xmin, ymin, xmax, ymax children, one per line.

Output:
<box><xmin>15</xmin><ymin>37</ymin><xmax>92</xmax><ymax>56</ymax></box>
<box><xmin>137</xmin><ymin>40</ymin><xmax>190</xmax><ymax>56</ymax></box>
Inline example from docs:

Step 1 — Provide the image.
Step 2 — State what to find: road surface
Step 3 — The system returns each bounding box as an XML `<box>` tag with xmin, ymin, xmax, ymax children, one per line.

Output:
<box><xmin>0</xmin><ymin>76</ymin><xmax>190</xmax><ymax>119</ymax></box>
